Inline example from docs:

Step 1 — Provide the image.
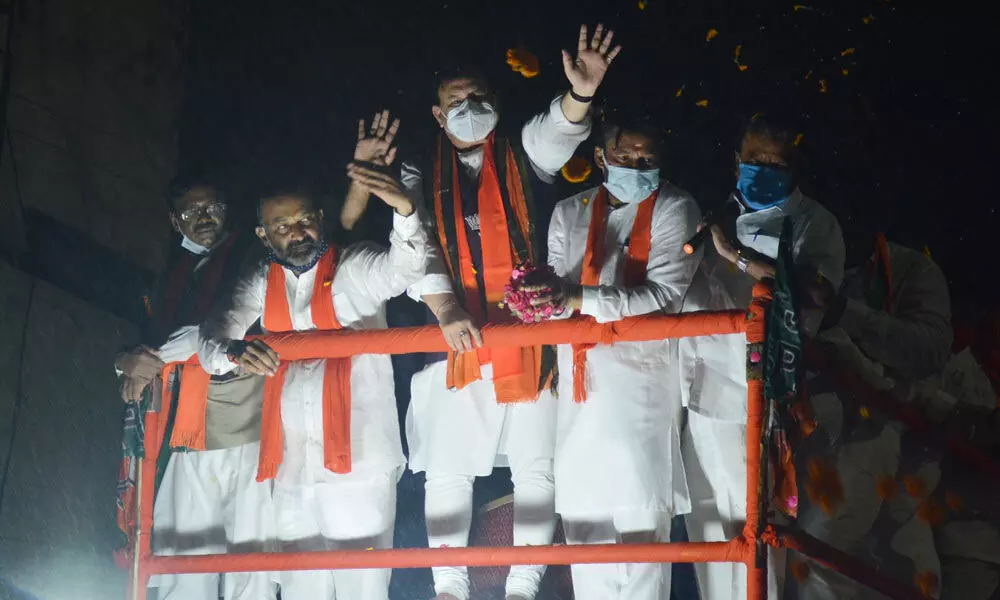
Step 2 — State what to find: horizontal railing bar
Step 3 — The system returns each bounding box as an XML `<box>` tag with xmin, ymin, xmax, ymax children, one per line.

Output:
<box><xmin>168</xmin><ymin>310</ymin><xmax>747</xmax><ymax>366</ymax></box>
<box><xmin>145</xmin><ymin>539</ymin><xmax>749</xmax><ymax>574</ymax></box>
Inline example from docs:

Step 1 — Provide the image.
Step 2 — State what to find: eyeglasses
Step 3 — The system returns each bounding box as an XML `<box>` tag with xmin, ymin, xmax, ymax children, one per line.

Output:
<box><xmin>177</xmin><ymin>202</ymin><xmax>226</xmax><ymax>223</ymax></box>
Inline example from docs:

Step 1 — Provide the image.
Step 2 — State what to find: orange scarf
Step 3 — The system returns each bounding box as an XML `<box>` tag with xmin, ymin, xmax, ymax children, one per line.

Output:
<box><xmin>168</xmin><ymin>247</ymin><xmax>352</xmax><ymax>481</ymax></box>
<box><xmin>433</xmin><ymin>133</ymin><xmax>544</xmax><ymax>403</ymax></box>
<box><xmin>572</xmin><ymin>186</ymin><xmax>659</xmax><ymax>402</ymax></box>
<box><xmin>256</xmin><ymin>247</ymin><xmax>352</xmax><ymax>481</ymax></box>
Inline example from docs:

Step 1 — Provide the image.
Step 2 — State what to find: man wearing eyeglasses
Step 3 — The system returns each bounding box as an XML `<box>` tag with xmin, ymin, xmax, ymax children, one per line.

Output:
<box><xmin>115</xmin><ymin>177</ymin><xmax>276</xmax><ymax>600</ymax></box>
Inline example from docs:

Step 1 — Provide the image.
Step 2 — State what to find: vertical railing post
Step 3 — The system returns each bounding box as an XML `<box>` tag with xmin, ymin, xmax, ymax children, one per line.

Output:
<box><xmin>128</xmin><ymin>456</ymin><xmax>144</xmax><ymax>600</ymax></box>
<box><xmin>131</xmin><ymin>370</ymin><xmax>166</xmax><ymax>600</ymax></box>
<box><xmin>744</xmin><ymin>283</ymin><xmax>772</xmax><ymax>600</ymax></box>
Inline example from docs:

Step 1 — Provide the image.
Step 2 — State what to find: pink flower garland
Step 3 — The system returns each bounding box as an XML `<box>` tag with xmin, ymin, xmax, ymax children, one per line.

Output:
<box><xmin>501</xmin><ymin>264</ymin><xmax>560</xmax><ymax>323</ymax></box>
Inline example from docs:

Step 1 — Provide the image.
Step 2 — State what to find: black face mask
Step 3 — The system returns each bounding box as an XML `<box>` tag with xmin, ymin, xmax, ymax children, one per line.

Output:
<box><xmin>269</xmin><ymin>237</ymin><xmax>329</xmax><ymax>276</ymax></box>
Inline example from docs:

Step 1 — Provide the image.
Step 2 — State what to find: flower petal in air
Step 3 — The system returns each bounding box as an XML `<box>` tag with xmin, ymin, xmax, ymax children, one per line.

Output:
<box><xmin>505</xmin><ymin>48</ymin><xmax>540</xmax><ymax>79</ymax></box>
<box><xmin>876</xmin><ymin>474</ymin><xmax>897</xmax><ymax>500</ymax></box>
<box><xmin>561</xmin><ymin>156</ymin><xmax>593</xmax><ymax>183</ymax></box>
<box><xmin>706</xmin><ymin>28</ymin><xmax>719</xmax><ymax>42</ymax></box>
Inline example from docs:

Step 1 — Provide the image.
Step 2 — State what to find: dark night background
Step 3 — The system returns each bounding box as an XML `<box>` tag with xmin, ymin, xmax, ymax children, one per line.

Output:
<box><xmin>177</xmin><ymin>0</ymin><xmax>997</xmax><ymax>308</ymax></box>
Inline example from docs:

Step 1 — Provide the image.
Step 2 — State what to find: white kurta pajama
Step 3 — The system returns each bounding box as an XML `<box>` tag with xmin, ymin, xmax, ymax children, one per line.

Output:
<box><xmin>149</xmin><ymin>281</ymin><xmax>277</xmax><ymax>599</ymax></box>
<box><xmin>199</xmin><ymin>212</ymin><xmax>430</xmax><ymax>600</ymax></box>
<box><xmin>791</xmin><ymin>243</ymin><xmax>952</xmax><ymax>600</ymax></box>
<box><xmin>681</xmin><ymin>188</ymin><xmax>843</xmax><ymax>600</ymax></box>
<box><xmin>678</xmin><ymin>271</ymin><xmax>785</xmax><ymax>600</ymax></box>
<box><xmin>404</xmin><ymin>95</ymin><xmax>591</xmax><ymax>600</ymax></box>
<box><xmin>547</xmin><ymin>183</ymin><xmax>701</xmax><ymax>600</ymax></box>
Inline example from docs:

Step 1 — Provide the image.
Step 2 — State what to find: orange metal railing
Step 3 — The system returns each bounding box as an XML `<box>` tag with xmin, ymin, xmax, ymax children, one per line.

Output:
<box><xmin>126</xmin><ymin>284</ymin><xmax>946</xmax><ymax>600</ymax></box>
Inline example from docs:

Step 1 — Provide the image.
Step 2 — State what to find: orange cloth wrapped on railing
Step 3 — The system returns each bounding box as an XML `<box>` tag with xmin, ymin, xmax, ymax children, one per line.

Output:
<box><xmin>127</xmin><ymin>286</ymin><xmax>938</xmax><ymax>600</ymax></box>
<box><xmin>169</xmin><ymin>311</ymin><xmax>748</xmax><ymax>367</ymax></box>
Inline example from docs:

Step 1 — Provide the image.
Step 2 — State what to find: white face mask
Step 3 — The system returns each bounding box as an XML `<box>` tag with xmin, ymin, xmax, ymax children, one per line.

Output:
<box><xmin>180</xmin><ymin>234</ymin><xmax>211</xmax><ymax>256</ymax></box>
<box><xmin>446</xmin><ymin>99</ymin><xmax>498</xmax><ymax>144</ymax></box>
<box><xmin>603</xmin><ymin>164</ymin><xmax>661</xmax><ymax>204</ymax></box>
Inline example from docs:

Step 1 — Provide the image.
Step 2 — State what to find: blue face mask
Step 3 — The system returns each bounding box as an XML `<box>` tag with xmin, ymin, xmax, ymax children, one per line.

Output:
<box><xmin>736</xmin><ymin>163</ymin><xmax>794</xmax><ymax>211</ymax></box>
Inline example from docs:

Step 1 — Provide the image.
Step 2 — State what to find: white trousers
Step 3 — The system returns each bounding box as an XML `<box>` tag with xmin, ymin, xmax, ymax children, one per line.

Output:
<box><xmin>682</xmin><ymin>411</ymin><xmax>785</xmax><ymax>600</ymax></box>
<box><xmin>560</xmin><ymin>511</ymin><xmax>672</xmax><ymax>600</ymax></box>
<box><xmin>275</xmin><ymin>470</ymin><xmax>397</xmax><ymax>600</ymax></box>
<box><xmin>425</xmin><ymin>457</ymin><xmax>556</xmax><ymax>600</ymax></box>
<box><xmin>152</xmin><ymin>442</ymin><xmax>277</xmax><ymax>600</ymax></box>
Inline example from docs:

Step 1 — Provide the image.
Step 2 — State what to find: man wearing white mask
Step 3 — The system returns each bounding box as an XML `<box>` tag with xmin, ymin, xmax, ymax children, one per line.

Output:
<box><xmin>357</xmin><ymin>23</ymin><xmax>620</xmax><ymax>600</ymax></box>
<box><xmin>518</xmin><ymin>108</ymin><xmax>701</xmax><ymax>600</ymax></box>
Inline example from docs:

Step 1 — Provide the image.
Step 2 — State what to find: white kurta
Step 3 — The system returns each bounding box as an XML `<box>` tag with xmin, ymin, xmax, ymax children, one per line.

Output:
<box><xmin>199</xmin><ymin>211</ymin><xmax>429</xmax><ymax>482</ymax></box>
<box><xmin>198</xmin><ymin>212</ymin><xmax>430</xmax><ymax>599</ymax></box>
<box><xmin>547</xmin><ymin>183</ymin><xmax>701</xmax><ymax>520</ymax></box>
<box><xmin>791</xmin><ymin>244</ymin><xmax>952</xmax><ymax>600</ymax></box>
<box><xmin>837</xmin><ymin>243</ymin><xmax>952</xmax><ymax>382</ymax></box>
<box><xmin>708</xmin><ymin>188</ymin><xmax>845</xmax><ymax>336</ymax></box>
<box><xmin>150</xmin><ymin>268</ymin><xmax>277</xmax><ymax>600</ymax></box>
<box><xmin>404</xmin><ymin>93</ymin><xmax>592</xmax><ymax>476</ymax></box>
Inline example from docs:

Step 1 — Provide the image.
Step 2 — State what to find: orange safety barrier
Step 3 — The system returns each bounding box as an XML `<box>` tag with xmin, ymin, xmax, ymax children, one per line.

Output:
<box><xmin>126</xmin><ymin>285</ymin><xmax>955</xmax><ymax>600</ymax></box>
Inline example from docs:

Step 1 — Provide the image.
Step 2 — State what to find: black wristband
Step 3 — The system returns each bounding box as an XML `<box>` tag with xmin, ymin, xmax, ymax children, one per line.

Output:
<box><xmin>569</xmin><ymin>89</ymin><xmax>593</xmax><ymax>103</ymax></box>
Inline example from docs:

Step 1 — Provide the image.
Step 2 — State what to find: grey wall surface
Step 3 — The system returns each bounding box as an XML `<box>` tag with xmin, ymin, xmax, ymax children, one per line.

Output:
<box><xmin>0</xmin><ymin>0</ymin><xmax>186</xmax><ymax>271</ymax></box>
<box><xmin>0</xmin><ymin>261</ymin><xmax>137</xmax><ymax>599</ymax></box>
<box><xmin>0</xmin><ymin>0</ymin><xmax>185</xmax><ymax>597</ymax></box>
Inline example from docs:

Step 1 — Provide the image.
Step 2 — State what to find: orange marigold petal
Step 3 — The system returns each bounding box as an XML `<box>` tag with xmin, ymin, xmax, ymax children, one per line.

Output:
<box><xmin>904</xmin><ymin>475</ymin><xmax>927</xmax><ymax>498</ymax></box>
<box><xmin>876</xmin><ymin>474</ymin><xmax>897</xmax><ymax>500</ymax></box>
<box><xmin>916</xmin><ymin>499</ymin><xmax>945</xmax><ymax>526</ymax></box>
<box><xmin>790</xmin><ymin>559</ymin><xmax>810</xmax><ymax>583</ymax></box>
<box><xmin>561</xmin><ymin>157</ymin><xmax>593</xmax><ymax>183</ymax></box>
<box><xmin>915</xmin><ymin>571</ymin><xmax>939</xmax><ymax>599</ymax></box>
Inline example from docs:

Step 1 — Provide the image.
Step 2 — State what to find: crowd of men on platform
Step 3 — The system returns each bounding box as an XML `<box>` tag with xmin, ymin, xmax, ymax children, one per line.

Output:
<box><xmin>114</xmin><ymin>20</ymin><xmax>998</xmax><ymax>600</ymax></box>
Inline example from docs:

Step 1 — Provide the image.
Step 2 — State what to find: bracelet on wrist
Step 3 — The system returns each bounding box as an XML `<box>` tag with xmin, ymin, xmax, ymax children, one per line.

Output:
<box><xmin>569</xmin><ymin>89</ymin><xmax>594</xmax><ymax>103</ymax></box>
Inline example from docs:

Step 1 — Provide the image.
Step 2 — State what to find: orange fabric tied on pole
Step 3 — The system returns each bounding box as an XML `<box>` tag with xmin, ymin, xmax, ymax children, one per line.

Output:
<box><xmin>131</xmin><ymin>280</ymin><xmax>971</xmax><ymax>600</ymax></box>
<box><xmin>572</xmin><ymin>186</ymin><xmax>657</xmax><ymax>402</ymax></box>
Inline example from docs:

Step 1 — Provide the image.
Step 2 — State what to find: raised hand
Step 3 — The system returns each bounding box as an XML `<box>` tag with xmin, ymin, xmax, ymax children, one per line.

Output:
<box><xmin>354</xmin><ymin>109</ymin><xmax>400</xmax><ymax>167</ymax></box>
<box><xmin>562</xmin><ymin>23</ymin><xmax>623</xmax><ymax>98</ymax></box>
<box><xmin>346</xmin><ymin>163</ymin><xmax>414</xmax><ymax>216</ymax></box>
